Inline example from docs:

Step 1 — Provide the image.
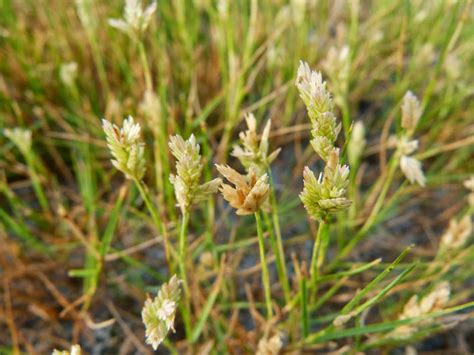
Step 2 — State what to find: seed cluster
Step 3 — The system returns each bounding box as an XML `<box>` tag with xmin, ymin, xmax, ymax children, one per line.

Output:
<box><xmin>296</xmin><ymin>61</ymin><xmax>351</xmax><ymax>220</ymax></box>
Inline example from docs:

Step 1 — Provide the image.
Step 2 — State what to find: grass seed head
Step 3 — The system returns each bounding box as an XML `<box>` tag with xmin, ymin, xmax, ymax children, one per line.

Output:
<box><xmin>216</xmin><ymin>164</ymin><xmax>270</xmax><ymax>215</ymax></box>
<box><xmin>108</xmin><ymin>0</ymin><xmax>157</xmax><ymax>39</ymax></box>
<box><xmin>142</xmin><ymin>275</ymin><xmax>182</xmax><ymax>350</ymax></box>
<box><xmin>102</xmin><ymin>116</ymin><xmax>146</xmax><ymax>180</ymax></box>
<box><xmin>296</xmin><ymin>61</ymin><xmax>343</xmax><ymax>163</ymax></box>
<box><xmin>59</xmin><ymin>62</ymin><xmax>78</xmax><ymax>88</ymax></box>
<box><xmin>400</xmin><ymin>155</ymin><xmax>426</xmax><ymax>187</ymax></box>
<box><xmin>300</xmin><ymin>148</ymin><xmax>351</xmax><ymax>220</ymax></box>
<box><xmin>256</xmin><ymin>333</ymin><xmax>283</xmax><ymax>355</ymax></box>
<box><xmin>393</xmin><ymin>282</ymin><xmax>450</xmax><ymax>338</ymax></box>
<box><xmin>4</xmin><ymin>127</ymin><xmax>32</xmax><ymax>157</ymax></box>
<box><xmin>75</xmin><ymin>0</ymin><xmax>97</xmax><ymax>30</ymax></box>
<box><xmin>52</xmin><ymin>344</ymin><xmax>81</xmax><ymax>355</ymax></box>
<box><xmin>401</xmin><ymin>91</ymin><xmax>422</xmax><ymax>136</ymax></box>
<box><xmin>397</xmin><ymin>137</ymin><xmax>419</xmax><ymax>156</ymax></box>
<box><xmin>348</xmin><ymin>121</ymin><xmax>366</xmax><ymax>166</ymax></box>
<box><xmin>296</xmin><ymin>61</ymin><xmax>333</xmax><ymax>123</ymax></box>
<box><xmin>322</xmin><ymin>45</ymin><xmax>350</xmax><ymax>99</ymax></box>
<box><xmin>169</xmin><ymin>134</ymin><xmax>221</xmax><ymax>213</ymax></box>
<box><xmin>440</xmin><ymin>215</ymin><xmax>472</xmax><ymax>251</ymax></box>
<box><xmin>232</xmin><ymin>112</ymin><xmax>281</xmax><ymax>174</ymax></box>
<box><xmin>464</xmin><ymin>176</ymin><xmax>474</xmax><ymax>207</ymax></box>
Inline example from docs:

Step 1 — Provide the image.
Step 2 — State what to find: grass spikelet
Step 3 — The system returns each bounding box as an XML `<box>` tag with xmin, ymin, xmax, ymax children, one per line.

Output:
<box><xmin>102</xmin><ymin>116</ymin><xmax>146</xmax><ymax>181</ymax></box>
<box><xmin>142</xmin><ymin>275</ymin><xmax>182</xmax><ymax>350</ymax></box>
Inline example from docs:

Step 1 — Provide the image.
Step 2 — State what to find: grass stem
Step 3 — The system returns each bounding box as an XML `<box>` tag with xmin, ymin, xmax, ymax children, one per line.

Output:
<box><xmin>25</xmin><ymin>152</ymin><xmax>50</xmax><ymax>214</ymax></box>
<box><xmin>255</xmin><ymin>211</ymin><xmax>273</xmax><ymax>319</ymax></box>
<box><xmin>267</xmin><ymin>173</ymin><xmax>291</xmax><ymax>303</ymax></box>
<box><xmin>138</xmin><ymin>40</ymin><xmax>153</xmax><ymax>92</ymax></box>
<box><xmin>310</xmin><ymin>220</ymin><xmax>330</xmax><ymax>287</ymax></box>
<box><xmin>178</xmin><ymin>210</ymin><xmax>192</xmax><ymax>339</ymax></box>
<box><xmin>301</xmin><ymin>269</ymin><xmax>309</xmax><ymax>338</ymax></box>
<box><xmin>133</xmin><ymin>178</ymin><xmax>172</xmax><ymax>269</ymax></box>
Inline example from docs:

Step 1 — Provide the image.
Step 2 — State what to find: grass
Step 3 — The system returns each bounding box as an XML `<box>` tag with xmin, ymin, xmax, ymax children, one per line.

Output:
<box><xmin>1</xmin><ymin>0</ymin><xmax>473</xmax><ymax>353</ymax></box>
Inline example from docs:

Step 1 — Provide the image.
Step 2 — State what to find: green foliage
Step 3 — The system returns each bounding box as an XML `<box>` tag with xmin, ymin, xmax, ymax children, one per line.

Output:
<box><xmin>1</xmin><ymin>0</ymin><xmax>473</xmax><ymax>353</ymax></box>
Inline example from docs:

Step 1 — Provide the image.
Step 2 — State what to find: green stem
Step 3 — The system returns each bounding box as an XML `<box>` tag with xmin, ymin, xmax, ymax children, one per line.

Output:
<box><xmin>255</xmin><ymin>211</ymin><xmax>273</xmax><ymax>319</ymax></box>
<box><xmin>317</xmin><ymin>222</ymin><xmax>331</xmax><ymax>273</ymax></box>
<box><xmin>347</xmin><ymin>159</ymin><xmax>360</xmax><ymax>223</ymax></box>
<box><xmin>138</xmin><ymin>40</ymin><xmax>153</xmax><ymax>92</ymax></box>
<box><xmin>262</xmin><ymin>211</ymin><xmax>290</xmax><ymax>305</ymax></box>
<box><xmin>267</xmin><ymin>173</ymin><xmax>291</xmax><ymax>303</ymax></box>
<box><xmin>178</xmin><ymin>210</ymin><xmax>192</xmax><ymax>339</ymax></box>
<box><xmin>301</xmin><ymin>272</ymin><xmax>309</xmax><ymax>338</ymax></box>
<box><xmin>341</xmin><ymin>98</ymin><xmax>351</xmax><ymax>140</ymax></box>
<box><xmin>133</xmin><ymin>179</ymin><xmax>171</xmax><ymax>269</ymax></box>
<box><xmin>86</xmin><ymin>29</ymin><xmax>110</xmax><ymax>98</ymax></box>
<box><xmin>310</xmin><ymin>220</ymin><xmax>330</xmax><ymax>287</ymax></box>
<box><xmin>25</xmin><ymin>152</ymin><xmax>49</xmax><ymax>213</ymax></box>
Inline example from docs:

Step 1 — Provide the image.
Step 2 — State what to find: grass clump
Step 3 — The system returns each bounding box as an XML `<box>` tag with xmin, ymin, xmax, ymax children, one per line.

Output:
<box><xmin>1</xmin><ymin>0</ymin><xmax>473</xmax><ymax>353</ymax></box>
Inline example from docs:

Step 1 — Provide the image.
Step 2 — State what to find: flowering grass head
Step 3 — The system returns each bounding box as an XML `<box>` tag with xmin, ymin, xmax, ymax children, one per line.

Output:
<box><xmin>52</xmin><ymin>345</ymin><xmax>81</xmax><ymax>355</ymax></box>
<box><xmin>232</xmin><ymin>113</ymin><xmax>280</xmax><ymax>174</ymax></box>
<box><xmin>296</xmin><ymin>61</ymin><xmax>351</xmax><ymax>219</ymax></box>
<box><xmin>296</xmin><ymin>61</ymin><xmax>341</xmax><ymax>163</ymax></box>
<box><xmin>169</xmin><ymin>134</ymin><xmax>221</xmax><ymax>213</ymax></box>
<box><xmin>216</xmin><ymin>164</ymin><xmax>270</xmax><ymax>215</ymax></box>
<box><xmin>296</xmin><ymin>61</ymin><xmax>333</xmax><ymax>120</ymax></box>
<box><xmin>102</xmin><ymin>116</ymin><xmax>146</xmax><ymax>180</ymax></box>
<box><xmin>108</xmin><ymin>0</ymin><xmax>157</xmax><ymax>39</ymax></box>
<box><xmin>256</xmin><ymin>333</ymin><xmax>283</xmax><ymax>355</ymax></box>
<box><xmin>464</xmin><ymin>176</ymin><xmax>474</xmax><ymax>207</ymax></box>
<box><xmin>392</xmin><ymin>282</ymin><xmax>450</xmax><ymax>338</ymax></box>
<box><xmin>300</xmin><ymin>148</ymin><xmax>351</xmax><ymax>220</ymax></box>
<box><xmin>4</xmin><ymin>127</ymin><xmax>32</xmax><ymax>157</ymax></box>
<box><xmin>322</xmin><ymin>45</ymin><xmax>350</xmax><ymax>104</ymax></box>
<box><xmin>400</xmin><ymin>155</ymin><xmax>426</xmax><ymax>187</ymax></box>
<box><xmin>348</xmin><ymin>121</ymin><xmax>366</xmax><ymax>166</ymax></box>
<box><xmin>142</xmin><ymin>275</ymin><xmax>182</xmax><ymax>350</ymax></box>
<box><xmin>401</xmin><ymin>91</ymin><xmax>422</xmax><ymax>137</ymax></box>
<box><xmin>59</xmin><ymin>62</ymin><xmax>78</xmax><ymax>88</ymax></box>
<box><xmin>397</xmin><ymin>91</ymin><xmax>426</xmax><ymax>187</ymax></box>
<box><xmin>309</xmin><ymin>111</ymin><xmax>341</xmax><ymax>162</ymax></box>
<box><xmin>440</xmin><ymin>215</ymin><xmax>472</xmax><ymax>252</ymax></box>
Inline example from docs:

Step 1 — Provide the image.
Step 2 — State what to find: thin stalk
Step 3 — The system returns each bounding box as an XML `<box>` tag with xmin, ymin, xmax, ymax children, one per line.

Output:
<box><xmin>310</xmin><ymin>220</ymin><xmax>330</xmax><ymax>287</ymax></box>
<box><xmin>341</xmin><ymin>98</ymin><xmax>351</xmax><ymax>141</ymax></box>
<box><xmin>262</xmin><ymin>210</ymin><xmax>290</xmax><ymax>304</ymax></box>
<box><xmin>25</xmin><ymin>152</ymin><xmax>50</xmax><ymax>213</ymax></box>
<box><xmin>419</xmin><ymin>1</ymin><xmax>464</xmax><ymax>118</ymax></box>
<box><xmin>267</xmin><ymin>172</ymin><xmax>291</xmax><ymax>302</ymax></box>
<box><xmin>200</xmin><ymin>133</ymin><xmax>218</xmax><ymax>259</ymax></box>
<box><xmin>137</xmin><ymin>40</ymin><xmax>153</xmax><ymax>92</ymax></box>
<box><xmin>84</xmin><ymin>28</ymin><xmax>110</xmax><ymax>98</ymax></box>
<box><xmin>317</xmin><ymin>221</ymin><xmax>331</xmax><ymax>273</ymax></box>
<box><xmin>255</xmin><ymin>211</ymin><xmax>273</xmax><ymax>319</ymax></box>
<box><xmin>152</xmin><ymin>142</ymin><xmax>165</xmax><ymax>203</ymax></box>
<box><xmin>347</xmin><ymin>158</ymin><xmax>361</xmax><ymax>222</ymax></box>
<box><xmin>137</xmin><ymin>39</ymin><xmax>171</xmax><ymax>230</ymax></box>
<box><xmin>133</xmin><ymin>179</ymin><xmax>171</xmax><ymax>268</ymax></box>
<box><xmin>178</xmin><ymin>210</ymin><xmax>192</xmax><ymax>339</ymax></box>
<box><xmin>310</xmin><ymin>277</ymin><xmax>347</xmax><ymax>313</ymax></box>
<box><xmin>301</xmin><ymin>271</ymin><xmax>309</xmax><ymax>338</ymax></box>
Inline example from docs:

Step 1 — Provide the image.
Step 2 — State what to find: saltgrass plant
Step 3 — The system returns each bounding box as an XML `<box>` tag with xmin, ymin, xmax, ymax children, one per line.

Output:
<box><xmin>1</xmin><ymin>0</ymin><xmax>473</xmax><ymax>353</ymax></box>
<box><xmin>296</xmin><ymin>61</ymin><xmax>351</xmax><ymax>288</ymax></box>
